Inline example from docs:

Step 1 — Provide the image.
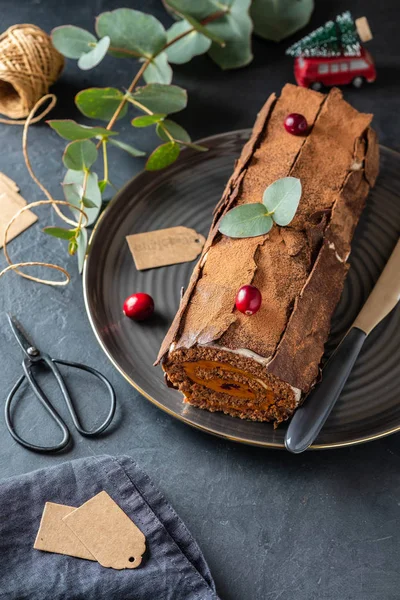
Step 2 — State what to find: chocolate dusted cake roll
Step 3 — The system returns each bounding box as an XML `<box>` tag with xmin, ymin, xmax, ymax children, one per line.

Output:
<box><xmin>156</xmin><ymin>84</ymin><xmax>379</xmax><ymax>425</ymax></box>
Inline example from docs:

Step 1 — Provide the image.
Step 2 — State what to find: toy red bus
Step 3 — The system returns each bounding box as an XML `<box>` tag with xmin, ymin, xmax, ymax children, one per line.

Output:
<box><xmin>294</xmin><ymin>47</ymin><xmax>376</xmax><ymax>90</ymax></box>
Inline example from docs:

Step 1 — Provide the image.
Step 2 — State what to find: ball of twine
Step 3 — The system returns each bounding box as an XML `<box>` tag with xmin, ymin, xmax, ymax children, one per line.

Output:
<box><xmin>0</xmin><ymin>24</ymin><xmax>64</xmax><ymax>122</ymax></box>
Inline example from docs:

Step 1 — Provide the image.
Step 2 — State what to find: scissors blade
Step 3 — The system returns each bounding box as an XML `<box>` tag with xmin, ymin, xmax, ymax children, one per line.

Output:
<box><xmin>7</xmin><ymin>314</ymin><xmax>39</xmax><ymax>357</ymax></box>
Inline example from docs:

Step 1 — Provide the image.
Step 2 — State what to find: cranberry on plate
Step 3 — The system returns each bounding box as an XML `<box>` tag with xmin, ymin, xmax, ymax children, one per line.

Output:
<box><xmin>123</xmin><ymin>293</ymin><xmax>154</xmax><ymax>321</ymax></box>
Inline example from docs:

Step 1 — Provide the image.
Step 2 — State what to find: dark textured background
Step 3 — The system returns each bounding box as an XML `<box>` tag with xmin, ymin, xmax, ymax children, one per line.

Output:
<box><xmin>1</xmin><ymin>1</ymin><xmax>400</xmax><ymax>599</ymax></box>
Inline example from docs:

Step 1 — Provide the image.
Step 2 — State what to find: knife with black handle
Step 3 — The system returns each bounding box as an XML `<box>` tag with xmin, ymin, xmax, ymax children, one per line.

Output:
<box><xmin>285</xmin><ymin>238</ymin><xmax>400</xmax><ymax>454</ymax></box>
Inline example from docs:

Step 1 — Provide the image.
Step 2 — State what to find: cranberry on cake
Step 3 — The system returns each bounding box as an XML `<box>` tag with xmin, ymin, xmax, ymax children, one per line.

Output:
<box><xmin>156</xmin><ymin>84</ymin><xmax>379</xmax><ymax>426</ymax></box>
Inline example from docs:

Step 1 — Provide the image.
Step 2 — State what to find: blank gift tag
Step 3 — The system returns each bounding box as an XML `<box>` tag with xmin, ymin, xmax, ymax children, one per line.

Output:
<box><xmin>126</xmin><ymin>226</ymin><xmax>205</xmax><ymax>270</ymax></box>
<box><xmin>0</xmin><ymin>173</ymin><xmax>37</xmax><ymax>248</ymax></box>
<box><xmin>34</xmin><ymin>502</ymin><xmax>95</xmax><ymax>561</ymax></box>
<box><xmin>62</xmin><ymin>491</ymin><xmax>146</xmax><ymax>570</ymax></box>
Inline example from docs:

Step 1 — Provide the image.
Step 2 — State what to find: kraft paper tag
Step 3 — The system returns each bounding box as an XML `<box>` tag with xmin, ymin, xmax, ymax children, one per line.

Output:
<box><xmin>0</xmin><ymin>173</ymin><xmax>37</xmax><ymax>248</ymax></box>
<box><xmin>126</xmin><ymin>226</ymin><xmax>205</xmax><ymax>270</ymax></box>
<box><xmin>62</xmin><ymin>491</ymin><xmax>146</xmax><ymax>570</ymax></box>
<box><xmin>33</xmin><ymin>502</ymin><xmax>95</xmax><ymax>561</ymax></box>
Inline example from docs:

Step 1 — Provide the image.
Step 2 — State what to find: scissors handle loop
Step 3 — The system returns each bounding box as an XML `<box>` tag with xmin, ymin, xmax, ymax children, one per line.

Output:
<box><xmin>5</xmin><ymin>365</ymin><xmax>71</xmax><ymax>453</ymax></box>
<box><xmin>50</xmin><ymin>357</ymin><xmax>116</xmax><ymax>436</ymax></box>
<box><xmin>5</xmin><ymin>353</ymin><xmax>116</xmax><ymax>453</ymax></box>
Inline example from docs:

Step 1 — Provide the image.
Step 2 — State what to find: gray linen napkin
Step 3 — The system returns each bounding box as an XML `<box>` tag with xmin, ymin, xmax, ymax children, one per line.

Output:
<box><xmin>0</xmin><ymin>455</ymin><xmax>219</xmax><ymax>600</ymax></box>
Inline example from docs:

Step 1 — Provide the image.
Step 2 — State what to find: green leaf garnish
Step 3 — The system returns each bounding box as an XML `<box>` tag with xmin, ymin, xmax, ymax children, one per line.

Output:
<box><xmin>95</xmin><ymin>8</ymin><xmax>167</xmax><ymax>58</ymax></box>
<box><xmin>164</xmin><ymin>0</ymin><xmax>216</xmax><ymax>20</ymax></box>
<box><xmin>219</xmin><ymin>204</ymin><xmax>273</xmax><ymax>238</ymax></box>
<box><xmin>156</xmin><ymin>119</ymin><xmax>191</xmax><ymax>143</ymax></box>
<box><xmin>51</xmin><ymin>26</ymin><xmax>97</xmax><ymax>59</ymax></box>
<box><xmin>43</xmin><ymin>227</ymin><xmax>75</xmax><ymax>240</ymax></box>
<box><xmin>63</xmin><ymin>170</ymin><xmax>102</xmax><ymax>226</ymax></box>
<box><xmin>251</xmin><ymin>0</ymin><xmax>314</xmax><ymax>43</ymax></box>
<box><xmin>207</xmin><ymin>0</ymin><xmax>253</xmax><ymax>70</ymax></box>
<box><xmin>142</xmin><ymin>53</ymin><xmax>173</xmax><ymax>84</ymax></box>
<box><xmin>262</xmin><ymin>176</ymin><xmax>302</xmax><ymax>226</ymax></box>
<box><xmin>98</xmin><ymin>180</ymin><xmax>108</xmax><ymax>193</ymax></box>
<box><xmin>108</xmin><ymin>138</ymin><xmax>146</xmax><ymax>157</ymax></box>
<box><xmin>62</xmin><ymin>140</ymin><xmax>98</xmax><ymax>171</ymax></box>
<box><xmin>68</xmin><ymin>239</ymin><xmax>78</xmax><ymax>256</ymax></box>
<box><xmin>219</xmin><ymin>177</ymin><xmax>302</xmax><ymax>238</ymax></box>
<box><xmin>81</xmin><ymin>197</ymin><xmax>97</xmax><ymax>209</ymax></box>
<box><xmin>130</xmin><ymin>84</ymin><xmax>187</xmax><ymax>114</ymax></box>
<box><xmin>77</xmin><ymin>227</ymin><xmax>88</xmax><ymax>273</ymax></box>
<box><xmin>166</xmin><ymin>20</ymin><xmax>211</xmax><ymax>65</ymax></box>
<box><xmin>132</xmin><ymin>114</ymin><xmax>166</xmax><ymax>127</ymax></box>
<box><xmin>47</xmin><ymin>120</ymin><xmax>117</xmax><ymax>141</ymax></box>
<box><xmin>167</xmin><ymin>1</ymin><xmax>225</xmax><ymax>46</ymax></box>
<box><xmin>75</xmin><ymin>88</ymin><xmax>127</xmax><ymax>121</ymax></box>
<box><xmin>78</xmin><ymin>36</ymin><xmax>110</xmax><ymax>70</ymax></box>
<box><xmin>145</xmin><ymin>142</ymin><xmax>180</xmax><ymax>171</ymax></box>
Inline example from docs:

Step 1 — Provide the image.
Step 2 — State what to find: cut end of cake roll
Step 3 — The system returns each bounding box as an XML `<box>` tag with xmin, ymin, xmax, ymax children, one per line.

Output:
<box><xmin>163</xmin><ymin>346</ymin><xmax>301</xmax><ymax>425</ymax></box>
<box><xmin>157</xmin><ymin>83</ymin><xmax>379</xmax><ymax>426</ymax></box>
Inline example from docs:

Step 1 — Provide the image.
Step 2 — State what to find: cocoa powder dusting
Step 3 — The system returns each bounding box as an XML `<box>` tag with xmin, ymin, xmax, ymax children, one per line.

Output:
<box><xmin>158</xmin><ymin>84</ymin><xmax>379</xmax><ymax>400</ymax></box>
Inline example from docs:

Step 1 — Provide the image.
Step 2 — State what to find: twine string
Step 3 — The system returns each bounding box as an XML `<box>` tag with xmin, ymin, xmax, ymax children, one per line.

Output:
<box><xmin>0</xmin><ymin>24</ymin><xmax>64</xmax><ymax>120</ymax></box>
<box><xmin>0</xmin><ymin>95</ymin><xmax>88</xmax><ymax>286</ymax></box>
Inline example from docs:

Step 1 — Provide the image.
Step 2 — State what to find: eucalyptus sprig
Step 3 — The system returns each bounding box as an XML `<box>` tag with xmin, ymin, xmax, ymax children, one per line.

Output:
<box><xmin>41</xmin><ymin>1</ymin><xmax>313</xmax><ymax>274</ymax></box>
<box><xmin>47</xmin><ymin>3</ymin><xmax>247</xmax><ymax>271</ymax></box>
<box><xmin>218</xmin><ymin>177</ymin><xmax>302</xmax><ymax>238</ymax></box>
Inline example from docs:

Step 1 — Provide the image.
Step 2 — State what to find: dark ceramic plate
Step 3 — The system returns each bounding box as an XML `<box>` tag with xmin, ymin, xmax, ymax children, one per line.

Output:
<box><xmin>83</xmin><ymin>131</ymin><xmax>400</xmax><ymax>449</ymax></box>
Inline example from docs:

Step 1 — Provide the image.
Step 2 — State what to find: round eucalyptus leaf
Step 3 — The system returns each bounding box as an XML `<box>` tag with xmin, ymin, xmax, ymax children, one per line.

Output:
<box><xmin>167</xmin><ymin>1</ymin><xmax>225</xmax><ymax>45</ymax></box>
<box><xmin>78</xmin><ymin>36</ymin><xmax>110</xmax><ymax>70</ymax></box>
<box><xmin>47</xmin><ymin>120</ymin><xmax>117</xmax><ymax>141</ymax></box>
<box><xmin>63</xmin><ymin>169</ymin><xmax>102</xmax><ymax>226</ymax></box>
<box><xmin>132</xmin><ymin>114</ymin><xmax>166</xmax><ymax>127</ymax></box>
<box><xmin>51</xmin><ymin>25</ymin><xmax>96</xmax><ymax>59</ymax></box>
<box><xmin>95</xmin><ymin>8</ymin><xmax>166</xmax><ymax>58</ymax></box>
<box><xmin>75</xmin><ymin>88</ymin><xmax>127</xmax><ymax>121</ymax></box>
<box><xmin>262</xmin><ymin>177</ymin><xmax>302</xmax><ymax>226</ymax></box>
<box><xmin>146</xmin><ymin>142</ymin><xmax>180</xmax><ymax>171</ymax></box>
<box><xmin>218</xmin><ymin>203</ymin><xmax>273</xmax><ymax>238</ymax></box>
<box><xmin>166</xmin><ymin>20</ymin><xmax>211</xmax><ymax>64</ymax></box>
<box><xmin>63</xmin><ymin>140</ymin><xmax>98</xmax><ymax>171</ymax></box>
<box><xmin>163</xmin><ymin>0</ymin><xmax>216</xmax><ymax>20</ymax></box>
<box><xmin>143</xmin><ymin>53</ymin><xmax>173</xmax><ymax>84</ymax></box>
<box><xmin>207</xmin><ymin>0</ymin><xmax>253</xmax><ymax>70</ymax></box>
<box><xmin>131</xmin><ymin>84</ymin><xmax>187</xmax><ymax>114</ymax></box>
<box><xmin>251</xmin><ymin>0</ymin><xmax>314</xmax><ymax>42</ymax></box>
<box><xmin>156</xmin><ymin>119</ymin><xmax>191</xmax><ymax>143</ymax></box>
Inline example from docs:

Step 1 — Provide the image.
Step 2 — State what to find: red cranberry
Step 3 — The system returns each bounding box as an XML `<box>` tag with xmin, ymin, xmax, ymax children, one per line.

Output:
<box><xmin>284</xmin><ymin>113</ymin><xmax>308</xmax><ymax>136</ymax></box>
<box><xmin>123</xmin><ymin>293</ymin><xmax>154</xmax><ymax>321</ymax></box>
<box><xmin>235</xmin><ymin>285</ymin><xmax>262</xmax><ymax>316</ymax></box>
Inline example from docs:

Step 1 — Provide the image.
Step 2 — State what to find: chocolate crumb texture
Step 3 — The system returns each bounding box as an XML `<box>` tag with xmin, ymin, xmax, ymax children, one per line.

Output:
<box><xmin>158</xmin><ymin>84</ymin><xmax>379</xmax><ymax>425</ymax></box>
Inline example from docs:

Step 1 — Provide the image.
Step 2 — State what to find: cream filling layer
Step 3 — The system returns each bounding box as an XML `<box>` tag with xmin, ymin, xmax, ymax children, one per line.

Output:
<box><xmin>168</xmin><ymin>342</ymin><xmax>302</xmax><ymax>405</ymax></box>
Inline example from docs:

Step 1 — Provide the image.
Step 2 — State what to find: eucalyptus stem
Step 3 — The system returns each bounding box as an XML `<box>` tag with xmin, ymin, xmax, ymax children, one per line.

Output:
<box><xmin>102</xmin><ymin>139</ymin><xmax>109</xmax><ymax>182</ymax></box>
<box><xmin>108</xmin><ymin>45</ymin><xmax>142</xmax><ymax>58</ymax></box>
<box><xmin>126</xmin><ymin>98</ymin><xmax>152</xmax><ymax>115</ymax></box>
<box><xmin>98</xmin><ymin>9</ymin><xmax>227</xmax><ymax>146</ymax></box>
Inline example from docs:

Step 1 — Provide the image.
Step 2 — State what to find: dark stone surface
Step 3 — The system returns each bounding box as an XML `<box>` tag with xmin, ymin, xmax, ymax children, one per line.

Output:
<box><xmin>1</xmin><ymin>1</ymin><xmax>399</xmax><ymax>598</ymax></box>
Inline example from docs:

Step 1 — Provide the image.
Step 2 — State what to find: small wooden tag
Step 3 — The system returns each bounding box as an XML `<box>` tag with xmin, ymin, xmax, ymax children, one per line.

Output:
<box><xmin>62</xmin><ymin>491</ymin><xmax>146</xmax><ymax>570</ymax></box>
<box><xmin>0</xmin><ymin>173</ymin><xmax>37</xmax><ymax>248</ymax></box>
<box><xmin>126</xmin><ymin>226</ymin><xmax>205</xmax><ymax>270</ymax></box>
<box><xmin>33</xmin><ymin>502</ymin><xmax>95</xmax><ymax>561</ymax></box>
<box><xmin>355</xmin><ymin>17</ymin><xmax>373</xmax><ymax>42</ymax></box>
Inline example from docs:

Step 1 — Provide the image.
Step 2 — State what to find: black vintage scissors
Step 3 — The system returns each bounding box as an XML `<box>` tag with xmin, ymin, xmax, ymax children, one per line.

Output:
<box><xmin>5</xmin><ymin>314</ymin><xmax>116</xmax><ymax>453</ymax></box>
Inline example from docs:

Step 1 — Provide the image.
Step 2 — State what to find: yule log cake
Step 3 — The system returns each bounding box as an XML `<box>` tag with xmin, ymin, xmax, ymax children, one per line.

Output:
<box><xmin>156</xmin><ymin>84</ymin><xmax>379</xmax><ymax>425</ymax></box>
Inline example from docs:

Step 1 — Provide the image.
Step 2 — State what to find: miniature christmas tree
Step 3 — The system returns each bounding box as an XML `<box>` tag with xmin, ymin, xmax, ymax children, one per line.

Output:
<box><xmin>287</xmin><ymin>11</ymin><xmax>361</xmax><ymax>58</ymax></box>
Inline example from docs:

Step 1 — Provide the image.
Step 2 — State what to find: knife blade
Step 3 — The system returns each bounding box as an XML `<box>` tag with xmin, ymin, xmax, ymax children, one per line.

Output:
<box><xmin>285</xmin><ymin>237</ymin><xmax>400</xmax><ymax>454</ymax></box>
